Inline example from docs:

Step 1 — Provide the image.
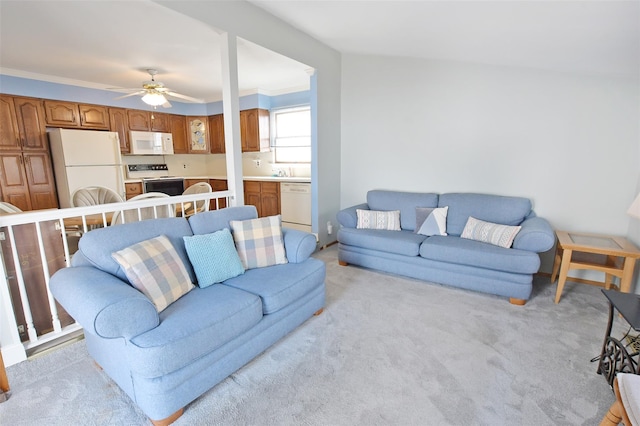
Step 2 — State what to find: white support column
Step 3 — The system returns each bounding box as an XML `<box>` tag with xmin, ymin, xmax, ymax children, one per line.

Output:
<box><xmin>0</xmin><ymin>233</ymin><xmax>26</xmax><ymax>366</ymax></box>
<box><xmin>220</xmin><ymin>32</ymin><xmax>244</xmax><ymax>207</ymax></box>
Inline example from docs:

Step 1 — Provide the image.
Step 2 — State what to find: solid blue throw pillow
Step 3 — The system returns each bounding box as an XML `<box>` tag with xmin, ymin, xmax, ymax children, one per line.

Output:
<box><xmin>183</xmin><ymin>228</ymin><xmax>245</xmax><ymax>288</ymax></box>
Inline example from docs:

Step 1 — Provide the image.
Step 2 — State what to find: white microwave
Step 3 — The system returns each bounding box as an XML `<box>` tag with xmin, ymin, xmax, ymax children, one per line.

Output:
<box><xmin>129</xmin><ymin>131</ymin><xmax>174</xmax><ymax>155</ymax></box>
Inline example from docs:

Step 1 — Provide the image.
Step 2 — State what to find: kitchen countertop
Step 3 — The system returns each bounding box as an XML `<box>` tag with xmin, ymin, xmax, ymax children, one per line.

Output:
<box><xmin>124</xmin><ymin>176</ymin><xmax>311</xmax><ymax>184</ymax></box>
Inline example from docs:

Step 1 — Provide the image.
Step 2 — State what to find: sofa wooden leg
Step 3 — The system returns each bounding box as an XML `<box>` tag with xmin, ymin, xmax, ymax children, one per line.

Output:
<box><xmin>314</xmin><ymin>308</ymin><xmax>324</xmax><ymax>316</ymax></box>
<box><xmin>338</xmin><ymin>260</ymin><xmax>348</xmax><ymax>266</ymax></box>
<box><xmin>509</xmin><ymin>298</ymin><xmax>526</xmax><ymax>306</ymax></box>
<box><xmin>151</xmin><ymin>408</ymin><xmax>184</xmax><ymax>426</ymax></box>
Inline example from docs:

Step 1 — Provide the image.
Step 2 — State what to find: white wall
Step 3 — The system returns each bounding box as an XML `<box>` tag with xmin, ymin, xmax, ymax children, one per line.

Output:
<box><xmin>342</xmin><ymin>54</ymin><xmax>638</xmax><ymax>231</ymax></box>
<box><xmin>342</xmin><ymin>54</ymin><xmax>639</xmax><ymax>273</ymax></box>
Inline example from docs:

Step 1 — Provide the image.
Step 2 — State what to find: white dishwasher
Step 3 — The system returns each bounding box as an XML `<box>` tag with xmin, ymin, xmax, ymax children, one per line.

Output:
<box><xmin>280</xmin><ymin>182</ymin><xmax>312</xmax><ymax>232</ymax></box>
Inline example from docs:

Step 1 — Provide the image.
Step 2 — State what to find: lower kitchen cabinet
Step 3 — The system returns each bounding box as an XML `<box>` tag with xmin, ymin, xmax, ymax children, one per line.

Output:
<box><xmin>210</xmin><ymin>179</ymin><xmax>228</xmax><ymax>210</ymax></box>
<box><xmin>124</xmin><ymin>182</ymin><xmax>143</xmax><ymax>200</ymax></box>
<box><xmin>244</xmin><ymin>180</ymin><xmax>280</xmax><ymax>218</ymax></box>
<box><xmin>0</xmin><ymin>151</ymin><xmax>58</xmax><ymax>211</ymax></box>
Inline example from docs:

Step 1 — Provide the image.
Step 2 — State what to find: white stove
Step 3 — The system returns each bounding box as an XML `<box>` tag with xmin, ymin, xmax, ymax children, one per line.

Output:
<box><xmin>127</xmin><ymin>164</ymin><xmax>185</xmax><ymax>196</ymax></box>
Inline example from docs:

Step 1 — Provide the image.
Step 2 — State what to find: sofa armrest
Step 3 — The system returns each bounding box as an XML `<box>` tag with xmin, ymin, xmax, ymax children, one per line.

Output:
<box><xmin>282</xmin><ymin>228</ymin><xmax>317</xmax><ymax>263</ymax></box>
<box><xmin>50</xmin><ymin>266</ymin><xmax>159</xmax><ymax>339</ymax></box>
<box><xmin>512</xmin><ymin>216</ymin><xmax>555</xmax><ymax>253</ymax></box>
<box><xmin>336</xmin><ymin>203</ymin><xmax>369</xmax><ymax>228</ymax></box>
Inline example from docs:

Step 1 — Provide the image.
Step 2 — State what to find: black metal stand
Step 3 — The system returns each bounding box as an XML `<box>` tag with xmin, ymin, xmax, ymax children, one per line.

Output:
<box><xmin>597</xmin><ymin>290</ymin><xmax>640</xmax><ymax>387</ymax></box>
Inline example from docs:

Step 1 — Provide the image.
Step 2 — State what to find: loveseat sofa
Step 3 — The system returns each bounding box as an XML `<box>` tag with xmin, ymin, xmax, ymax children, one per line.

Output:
<box><xmin>337</xmin><ymin>190</ymin><xmax>554</xmax><ymax>305</ymax></box>
<box><xmin>50</xmin><ymin>206</ymin><xmax>325</xmax><ymax>425</ymax></box>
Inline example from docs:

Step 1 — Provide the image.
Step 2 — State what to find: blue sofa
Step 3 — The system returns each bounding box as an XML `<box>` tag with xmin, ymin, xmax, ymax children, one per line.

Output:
<box><xmin>50</xmin><ymin>206</ymin><xmax>325</xmax><ymax>425</ymax></box>
<box><xmin>337</xmin><ymin>190</ymin><xmax>554</xmax><ymax>304</ymax></box>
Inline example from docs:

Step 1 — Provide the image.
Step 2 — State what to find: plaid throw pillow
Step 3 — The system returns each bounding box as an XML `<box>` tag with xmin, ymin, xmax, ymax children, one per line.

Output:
<box><xmin>230</xmin><ymin>215</ymin><xmax>288</xmax><ymax>269</ymax></box>
<box><xmin>112</xmin><ymin>235</ymin><xmax>194</xmax><ymax>312</ymax></box>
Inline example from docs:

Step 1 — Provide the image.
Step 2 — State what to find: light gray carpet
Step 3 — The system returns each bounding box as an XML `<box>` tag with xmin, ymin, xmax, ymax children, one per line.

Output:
<box><xmin>1</xmin><ymin>245</ymin><xmax>623</xmax><ymax>425</ymax></box>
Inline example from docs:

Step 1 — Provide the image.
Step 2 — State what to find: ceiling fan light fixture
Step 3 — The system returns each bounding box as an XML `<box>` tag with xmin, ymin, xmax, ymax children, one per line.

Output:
<box><xmin>141</xmin><ymin>92</ymin><xmax>167</xmax><ymax>106</ymax></box>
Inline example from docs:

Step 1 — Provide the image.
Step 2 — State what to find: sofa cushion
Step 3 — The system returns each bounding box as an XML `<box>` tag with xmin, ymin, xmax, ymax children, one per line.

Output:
<box><xmin>78</xmin><ymin>217</ymin><xmax>196</xmax><ymax>284</ymax></box>
<box><xmin>338</xmin><ymin>227</ymin><xmax>427</xmax><ymax>257</ymax></box>
<box><xmin>367</xmin><ymin>190</ymin><xmax>439</xmax><ymax>231</ymax></box>
<box><xmin>439</xmin><ymin>193</ymin><xmax>532</xmax><ymax>237</ymax></box>
<box><xmin>356</xmin><ymin>209</ymin><xmax>401</xmax><ymax>231</ymax></box>
<box><xmin>112</xmin><ymin>235</ymin><xmax>195</xmax><ymax>312</ymax></box>
<box><xmin>419</xmin><ymin>236</ymin><xmax>540</xmax><ymax>274</ymax></box>
<box><xmin>230</xmin><ymin>215</ymin><xmax>288</xmax><ymax>269</ymax></box>
<box><xmin>183</xmin><ymin>229</ymin><xmax>245</xmax><ymax>288</ymax></box>
<box><xmin>129</xmin><ymin>284</ymin><xmax>263</xmax><ymax>377</ymax></box>
<box><xmin>460</xmin><ymin>216</ymin><xmax>521</xmax><ymax>248</ymax></box>
<box><xmin>222</xmin><ymin>258</ymin><xmax>326</xmax><ymax>314</ymax></box>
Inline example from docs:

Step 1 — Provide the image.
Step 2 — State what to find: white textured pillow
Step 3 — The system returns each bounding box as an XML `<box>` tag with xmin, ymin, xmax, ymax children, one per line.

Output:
<box><xmin>417</xmin><ymin>206</ymin><xmax>448</xmax><ymax>236</ymax></box>
<box><xmin>356</xmin><ymin>209</ymin><xmax>401</xmax><ymax>231</ymax></box>
<box><xmin>460</xmin><ymin>216</ymin><xmax>521</xmax><ymax>248</ymax></box>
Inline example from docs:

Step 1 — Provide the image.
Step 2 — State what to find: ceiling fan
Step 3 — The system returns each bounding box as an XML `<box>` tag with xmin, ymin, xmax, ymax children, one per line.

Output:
<box><xmin>114</xmin><ymin>69</ymin><xmax>204</xmax><ymax>107</ymax></box>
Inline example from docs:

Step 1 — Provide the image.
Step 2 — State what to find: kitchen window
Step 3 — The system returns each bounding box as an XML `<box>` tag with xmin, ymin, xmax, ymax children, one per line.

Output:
<box><xmin>271</xmin><ymin>106</ymin><xmax>311</xmax><ymax>163</ymax></box>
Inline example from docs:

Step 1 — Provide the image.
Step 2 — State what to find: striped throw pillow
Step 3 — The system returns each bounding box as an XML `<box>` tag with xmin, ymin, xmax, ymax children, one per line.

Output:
<box><xmin>356</xmin><ymin>209</ymin><xmax>401</xmax><ymax>231</ymax></box>
<box><xmin>460</xmin><ymin>216</ymin><xmax>521</xmax><ymax>248</ymax></box>
<box><xmin>230</xmin><ymin>215</ymin><xmax>288</xmax><ymax>269</ymax></box>
<box><xmin>112</xmin><ymin>235</ymin><xmax>194</xmax><ymax>312</ymax></box>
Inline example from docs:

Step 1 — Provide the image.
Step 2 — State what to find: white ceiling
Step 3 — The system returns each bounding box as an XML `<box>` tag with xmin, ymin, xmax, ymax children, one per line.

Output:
<box><xmin>1</xmin><ymin>1</ymin><xmax>638</xmax><ymax>105</ymax></box>
<box><xmin>249</xmin><ymin>0</ymin><xmax>640</xmax><ymax>76</ymax></box>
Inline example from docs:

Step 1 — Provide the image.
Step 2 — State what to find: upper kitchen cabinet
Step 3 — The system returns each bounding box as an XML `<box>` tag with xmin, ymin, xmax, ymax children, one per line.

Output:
<box><xmin>43</xmin><ymin>100</ymin><xmax>109</xmax><ymax>130</ymax></box>
<box><xmin>127</xmin><ymin>109</ymin><xmax>151</xmax><ymax>131</ymax></box>
<box><xmin>170</xmin><ymin>114</ymin><xmax>188</xmax><ymax>154</ymax></box>
<box><xmin>0</xmin><ymin>95</ymin><xmax>48</xmax><ymax>151</ymax></box>
<box><xmin>208</xmin><ymin>114</ymin><xmax>225</xmax><ymax>154</ymax></box>
<box><xmin>127</xmin><ymin>110</ymin><xmax>170</xmax><ymax>133</ymax></box>
<box><xmin>108</xmin><ymin>107</ymin><xmax>130</xmax><ymax>154</ymax></box>
<box><xmin>151</xmin><ymin>112</ymin><xmax>170</xmax><ymax>133</ymax></box>
<box><xmin>240</xmin><ymin>108</ymin><xmax>270</xmax><ymax>152</ymax></box>
<box><xmin>187</xmin><ymin>116</ymin><xmax>209</xmax><ymax>154</ymax></box>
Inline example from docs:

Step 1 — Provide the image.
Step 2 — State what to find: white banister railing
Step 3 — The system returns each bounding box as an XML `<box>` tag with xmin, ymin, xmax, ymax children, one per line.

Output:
<box><xmin>0</xmin><ymin>190</ymin><xmax>232</xmax><ymax>367</ymax></box>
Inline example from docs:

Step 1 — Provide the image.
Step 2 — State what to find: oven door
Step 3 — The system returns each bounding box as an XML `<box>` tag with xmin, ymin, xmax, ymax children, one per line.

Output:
<box><xmin>143</xmin><ymin>178</ymin><xmax>185</xmax><ymax>196</ymax></box>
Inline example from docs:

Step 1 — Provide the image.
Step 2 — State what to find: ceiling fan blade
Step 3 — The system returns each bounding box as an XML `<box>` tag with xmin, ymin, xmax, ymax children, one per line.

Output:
<box><xmin>162</xmin><ymin>99</ymin><xmax>172</xmax><ymax>108</ymax></box>
<box><xmin>165</xmin><ymin>91</ymin><xmax>204</xmax><ymax>103</ymax></box>
<box><xmin>114</xmin><ymin>90</ymin><xmax>145</xmax><ymax>100</ymax></box>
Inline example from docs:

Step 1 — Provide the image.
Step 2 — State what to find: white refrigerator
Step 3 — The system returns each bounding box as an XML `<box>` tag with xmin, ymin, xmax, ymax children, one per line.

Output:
<box><xmin>48</xmin><ymin>128</ymin><xmax>126</xmax><ymax>208</ymax></box>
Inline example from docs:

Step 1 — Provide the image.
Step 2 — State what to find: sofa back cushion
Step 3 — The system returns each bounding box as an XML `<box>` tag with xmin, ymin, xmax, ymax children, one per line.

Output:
<box><xmin>440</xmin><ymin>193</ymin><xmax>532</xmax><ymax>237</ymax></box>
<box><xmin>367</xmin><ymin>190</ymin><xmax>439</xmax><ymax>231</ymax></box>
<box><xmin>188</xmin><ymin>205</ymin><xmax>258</xmax><ymax>235</ymax></box>
<box><xmin>77</xmin><ymin>217</ymin><xmax>196</xmax><ymax>283</ymax></box>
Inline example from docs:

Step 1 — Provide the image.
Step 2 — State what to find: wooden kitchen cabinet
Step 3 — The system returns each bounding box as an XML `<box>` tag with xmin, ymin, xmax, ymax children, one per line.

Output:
<box><xmin>127</xmin><ymin>109</ymin><xmax>170</xmax><ymax>133</ymax></box>
<box><xmin>0</xmin><ymin>151</ymin><xmax>58</xmax><ymax>211</ymax></box>
<box><xmin>108</xmin><ymin>107</ymin><xmax>130</xmax><ymax>154</ymax></box>
<box><xmin>187</xmin><ymin>116</ymin><xmax>210</xmax><ymax>153</ymax></box>
<box><xmin>43</xmin><ymin>100</ymin><xmax>109</xmax><ymax>129</ymax></box>
<box><xmin>210</xmin><ymin>179</ymin><xmax>228</xmax><ymax>210</ymax></box>
<box><xmin>127</xmin><ymin>109</ymin><xmax>151</xmax><ymax>131</ymax></box>
<box><xmin>208</xmin><ymin>114</ymin><xmax>225</xmax><ymax>154</ymax></box>
<box><xmin>240</xmin><ymin>108</ymin><xmax>270</xmax><ymax>152</ymax></box>
<box><xmin>244</xmin><ymin>180</ymin><xmax>280</xmax><ymax>217</ymax></box>
<box><xmin>0</xmin><ymin>95</ymin><xmax>21</xmax><ymax>150</ymax></box>
<box><xmin>2</xmin><ymin>96</ymin><xmax>49</xmax><ymax>151</ymax></box>
<box><xmin>43</xmin><ymin>100</ymin><xmax>79</xmax><ymax>127</ymax></box>
<box><xmin>78</xmin><ymin>104</ymin><xmax>110</xmax><ymax>129</ymax></box>
<box><xmin>125</xmin><ymin>182</ymin><xmax>143</xmax><ymax>200</ymax></box>
<box><xmin>151</xmin><ymin>112</ymin><xmax>170</xmax><ymax>133</ymax></box>
<box><xmin>170</xmin><ymin>114</ymin><xmax>189</xmax><ymax>154</ymax></box>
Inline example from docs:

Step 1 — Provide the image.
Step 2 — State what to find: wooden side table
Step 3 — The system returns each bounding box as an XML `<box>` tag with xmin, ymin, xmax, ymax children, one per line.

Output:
<box><xmin>551</xmin><ymin>231</ymin><xmax>640</xmax><ymax>304</ymax></box>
